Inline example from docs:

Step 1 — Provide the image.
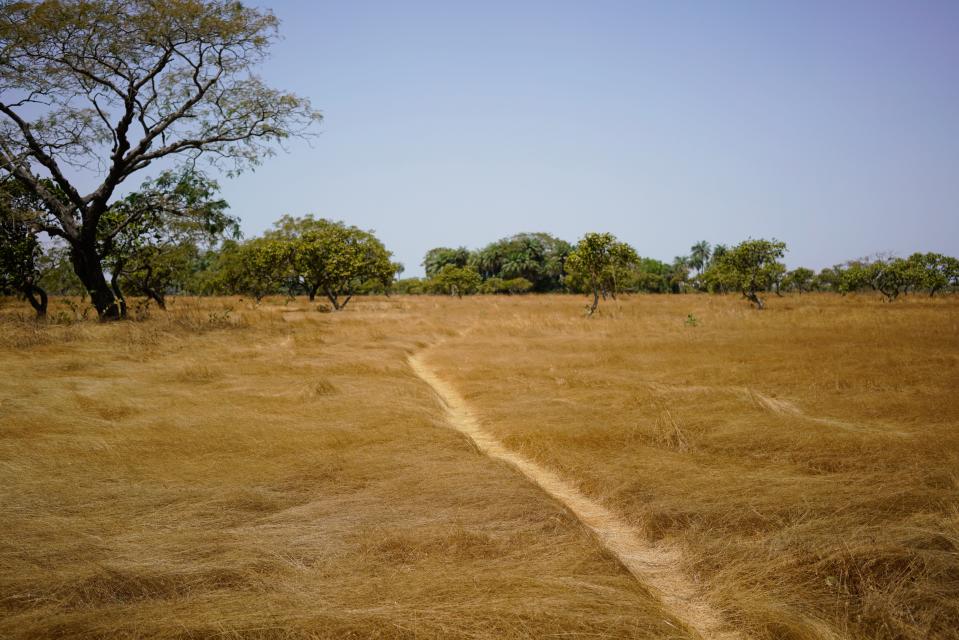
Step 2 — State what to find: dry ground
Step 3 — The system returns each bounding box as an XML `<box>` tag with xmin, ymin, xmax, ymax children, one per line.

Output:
<box><xmin>1</xmin><ymin>293</ymin><xmax>957</xmax><ymax>639</ymax></box>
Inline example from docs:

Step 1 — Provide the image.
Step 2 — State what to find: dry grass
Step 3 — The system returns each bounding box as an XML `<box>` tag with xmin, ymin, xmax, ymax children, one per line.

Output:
<box><xmin>426</xmin><ymin>293</ymin><xmax>959</xmax><ymax>640</ymax></box>
<box><xmin>1</xmin><ymin>293</ymin><xmax>957</xmax><ymax>639</ymax></box>
<box><xmin>0</xmin><ymin>295</ymin><xmax>690</xmax><ymax>639</ymax></box>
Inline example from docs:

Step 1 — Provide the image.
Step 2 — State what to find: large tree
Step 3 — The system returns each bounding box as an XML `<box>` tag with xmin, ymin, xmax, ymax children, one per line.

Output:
<box><xmin>0</xmin><ymin>0</ymin><xmax>320</xmax><ymax>319</ymax></box>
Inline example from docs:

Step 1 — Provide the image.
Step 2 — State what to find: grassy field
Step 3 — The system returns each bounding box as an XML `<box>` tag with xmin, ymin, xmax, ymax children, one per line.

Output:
<box><xmin>1</xmin><ymin>293</ymin><xmax>957</xmax><ymax>639</ymax></box>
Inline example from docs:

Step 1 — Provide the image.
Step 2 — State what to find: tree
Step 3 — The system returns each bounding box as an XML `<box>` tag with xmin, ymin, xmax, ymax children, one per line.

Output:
<box><xmin>839</xmin><ymin>257</ymin><xmax>914</xmax><ymax>301</ymax></box>
<box><xmin>564</xmin><ymin>232</ymin><xmax>639</xmax><ymax>315</ymax></box>
<box><xmin>100</xmin><ymin>168</ymin><xmax>237</xmax><ymax>312</ymax></box>
<box><xmin>669</xmin><ymin>256</ymin><xmax>691</xmax><ymax>293</ymax></box>
<box><xmin>689</xmin><ymin>240</ymin><xmax>711</xmax><ymax>275</ymax></box>
<box><xmin>813</xmin><ymin>266</ymin><xmax>843</xmax><ymax>292</ymax></box>
<box><xmin>290</xmin><ymin>218</ymin><xmax>395</xmax><ymax>310</ymax></box>
<box><xmin>471</xmin><ymin>233</ymin><xmax>571</xmax><ymax>291</ymax></box>
<box><xmin>782</xmin><ymin>267</ymin><xmax>814</xmax><ymax>294</ymax></box>
<box><xmin>422</xmin><ymin>246</ymin><xmax>471</xmax><ymax>278</ymax></box>
<box><xmin>205</xmin><ymin>237</ymin><xmax>291</xmax><ymax>302</ymax></box>
<box><xmin>623</xmin><ymin>257</ymin><xmax>671</xmax><ymax>293</ymax></box>
<box><xmin>0</xmin><ymin>0</ymin><xmax>320</xmax><ymax>319</ymax></box>
<box><xmin>704</xmin><ymin>239</ymin><xmax>787</xmax><ymax>309</ymax></box>
<box><xmin>0</xmin><ymin>177</ymin><xmax>47</xmax><ymax>315</ymax></box>
<box><xmin>430</xmin><ymin>264</ymin><xmax>481</xmax><ymax>297</ymax></box>
<box><xmin>905</xmin><ymin>252</ymin><xmax>956</xmax><ymax>297</ymax></box>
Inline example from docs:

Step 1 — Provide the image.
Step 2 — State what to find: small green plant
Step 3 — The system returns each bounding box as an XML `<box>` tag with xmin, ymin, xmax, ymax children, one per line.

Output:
<box><xmin>685</xmin><ymin>313</ymin><xmax>698</xmax><ymax>327</ymax></box>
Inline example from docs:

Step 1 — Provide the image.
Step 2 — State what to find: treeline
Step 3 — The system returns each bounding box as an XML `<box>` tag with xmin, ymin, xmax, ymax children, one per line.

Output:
<box><xmin>402</xmin><ymin>236</ymin><xmax>959</xmax><ymax>311</ymax></box>
<box><xmin>3</xmin><ymin>170</ymin><xmax>958</xmax><ymax>318</ymax></box>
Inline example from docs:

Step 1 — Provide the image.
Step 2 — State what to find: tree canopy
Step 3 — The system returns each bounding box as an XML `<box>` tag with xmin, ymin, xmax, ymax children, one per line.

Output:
<box><xmin>703</xmin><ymin>239</ymin><xmax>787</xmax><ymax>309</ymax></box>
<box><xmin>101</xmin><ymin>167</ymin><xmax>237</xmax><ymax>312</ymax></box>
<box><xmin>564</xmin><ymin>232</ymin><xmax>639</xmax><ymax>315</ymax></box>
<box><xmin>286</xmin><ymin>217</ymin><xmax>396</xmax><ymax>310</ymax></box>
<box><xmin>0</xmin><ymin>176</ymin><xmax>48</xmax><ymax>315</ymax></box>
<box><xmin>0</xmin><ymin>0</ymin><xmax>321</xmax><ymax>318</ymax></box>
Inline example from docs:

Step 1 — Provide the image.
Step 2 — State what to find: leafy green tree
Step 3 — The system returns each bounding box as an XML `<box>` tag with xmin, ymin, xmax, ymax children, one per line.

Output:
<box><xmin>100</xmin><ymin>169</ymin><xmax>237</xmax><ymax>313</ymax></box>
<box><xmin>782</xmin><ymin>267</ymin><xmax>815</xmax><ymax>294</ymax></box>
<box><xmin>471</xmin><ymin>233</ymin><xmax>571</xmax><ymax>291</ymax></box>
<box><xmin>565</xmin><ymin>232</ymin><xmax>639</xmax><ymax>315</ymax></box>
<box><xmin>430</xmin><ymin>265</ymin><xmax>481</xmax><ymax>297</ymax></box>
<box><xmin>621</xmin><ymin>257</ymin><xmax>671</xmax><ymax>293</ymax></box>
<box><xmin>206</xmin><ymin>237</ymin><xmax>292</xmax><ymax>302</ymax></box>
<box><xmin>291</xmin><ymin>219</ymin><xmax>396</xmax><ymax>309</ymax></box>
<box><xmin>0</xmin><ymin>0</ymin><xmax>320</xmax><ymax>319</ymax></box>
<box><xmin>703</xmin><ymin>239</ymin><xmax>787</xmax><ymax>309</ymax></box>
<box><xmin>905</xmin><ymin>252</ymin><xmax>956</xmax><ymax>297</ymax></box>
<box><xmin>0</xmin><ymin>179</ymin><xmax>48</xmax><ymax>316</ymax></box>
<box><xmin>422</xmin><ymin>247</ymin><xmax>471</xmax><ymax>278</ymax></box>
<box><xmin>839</xmin><ymin>258</ymin><xmax>916</xmax><ymax>301</ymax></box>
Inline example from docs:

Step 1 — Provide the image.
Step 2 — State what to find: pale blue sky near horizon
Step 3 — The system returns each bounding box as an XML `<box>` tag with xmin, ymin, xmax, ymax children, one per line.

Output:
<box><xmin>221</xmin><ymin>1</ymin><xmax>956</xmax><ymax>275</ymax></box>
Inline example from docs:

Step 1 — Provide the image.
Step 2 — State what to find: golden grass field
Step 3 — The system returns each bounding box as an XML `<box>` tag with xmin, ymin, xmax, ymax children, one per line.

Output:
<box><xmin>1</xmin><ymin>293</ymin><xmax>957</xmax><ymax>639</ymax></box>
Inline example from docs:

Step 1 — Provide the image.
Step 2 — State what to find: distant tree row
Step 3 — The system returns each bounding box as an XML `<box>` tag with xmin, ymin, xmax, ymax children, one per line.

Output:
<box><xmin>404</xmin><ymin>236</ymin><xmax>959</xmax><ymax>312</ymax></box>
<box><xmin>3</xmin><ymin>170</ymin><xmax>957</xmax><ymax>318</ymax></box>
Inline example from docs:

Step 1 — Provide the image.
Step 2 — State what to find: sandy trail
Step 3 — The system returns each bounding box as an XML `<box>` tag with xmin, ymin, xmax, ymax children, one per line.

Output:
<box><xmin>409</xmin><ymin>352</ymin><xmax>743</xmax><ymax>640</ymax></box>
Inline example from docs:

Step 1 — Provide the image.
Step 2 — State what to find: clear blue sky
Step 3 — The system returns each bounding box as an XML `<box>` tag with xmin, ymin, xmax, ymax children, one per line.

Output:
<box><xmin>224</xmin><ymin>0</ymin><xmax>958</xmax><ymax>276</ymax></box>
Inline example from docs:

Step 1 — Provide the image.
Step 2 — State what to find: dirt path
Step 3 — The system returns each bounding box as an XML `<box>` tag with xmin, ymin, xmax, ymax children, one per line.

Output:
<box><xmin>408</xmin><ymin>352</ymin><xmax>744</xmax><ymax>640</ymax></box>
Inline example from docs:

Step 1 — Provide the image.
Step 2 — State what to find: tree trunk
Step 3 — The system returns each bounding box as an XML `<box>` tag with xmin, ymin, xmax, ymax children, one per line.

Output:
<box><xmin>24</xmin><ymin>284</ymin><xmax>48</xmax><ymax>318</ymax></box>
<box><xmin>71</xmin><ymin>242</ymin><xmax>121</xmax><ymax>320</ymax></box>
<box><xmin>308</xmin><ymin>283</ymin><xmax>319</xmax><ymax>302</ymax></box>
<box><xmin>144</xmin><ymin>287</ymin><xmax>166</xmax><ymax>310</ymax></box>
<box><xmin>744</xmin><ymin>290</ymin><xmax>765</xmax><ymax>310</ymax></box>
<box><xmin>588</xmin><ymin>286</ymin><xmax>600</xmax><ymax>316</ymax></box>
<box><xmin>109</xmin><ymin>269</ymin><xmax>128</xmax><ymax>319</ymax></box>
<box><xmin>325</xmin><ymin>287</ymin><xmax>346</xmax><ymax>310</ymax></box>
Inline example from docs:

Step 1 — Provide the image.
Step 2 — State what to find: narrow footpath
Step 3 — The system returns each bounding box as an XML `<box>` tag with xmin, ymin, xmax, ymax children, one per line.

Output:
<box><xmin>409</xmin><ymin>351</ymin><xmax>744</xmax><ymax>640</ymax></box>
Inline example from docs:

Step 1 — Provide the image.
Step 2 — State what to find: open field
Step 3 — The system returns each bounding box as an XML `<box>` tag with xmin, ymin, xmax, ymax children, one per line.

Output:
<box><xmin>1</xmin><ymin>294</ymin><xmax>957</xmax><ymax>639</ymax></box>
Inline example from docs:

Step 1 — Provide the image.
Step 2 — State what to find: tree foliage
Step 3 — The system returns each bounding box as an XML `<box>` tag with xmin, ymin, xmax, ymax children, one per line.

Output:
<box><xmin>782</xmin><ymin>267</ymin><xmax>815</xmax><ymax>294</ymax></box>
<box><xmin>287</xmin><ymin>217</ymin><xmax>396</xmax><ymax>309</ymax></box>
<box><xmin>470</xmin><ymin>233</ymin><xmax>571</xmax><ymax>291</ymax></box>
<box><xmin>0</xmin><ymin>176</ymin><xmax>48</xmax><ymax>315</ymax></box>
<box><xmin>564</xmin><ymin>232</ymin><xmax>639</xmax><ymax>315</ymax></box>
<box><xmin>703</xmin><ymin>239</ymin><xmax>787</xmax><ymax>309</ymax></box>
<box><xmin>422</xmin><ymin>246</ymin><xmax>470</xmax><ymax>278</ymax></box>
<box><xmin>100</xmin><ymin>167</ymin><xmax>237</xmax><ymax>312</ymax></box>
<box><xmin>429</xmin><ymin>264</ymin><xmax>481</xmax><ymax>297</ymax></box>
<box><xmin>0</xmin><ymin>0</ymin><xmax>320</xmax><ymax>318</ymax></box>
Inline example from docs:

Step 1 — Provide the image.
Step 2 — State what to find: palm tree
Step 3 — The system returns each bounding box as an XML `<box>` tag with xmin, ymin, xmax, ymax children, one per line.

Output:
<box><xmin>689</xmin><ymin>241</ymin><xmax>711</xmax><ymax>275</ymax></box>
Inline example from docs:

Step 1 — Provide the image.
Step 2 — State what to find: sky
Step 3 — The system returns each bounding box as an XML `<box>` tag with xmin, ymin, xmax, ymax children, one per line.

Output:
<box><xmin>219</xmin><ymin>0</ymin><xmax>958</xmax><ymax>276</ymax></box>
